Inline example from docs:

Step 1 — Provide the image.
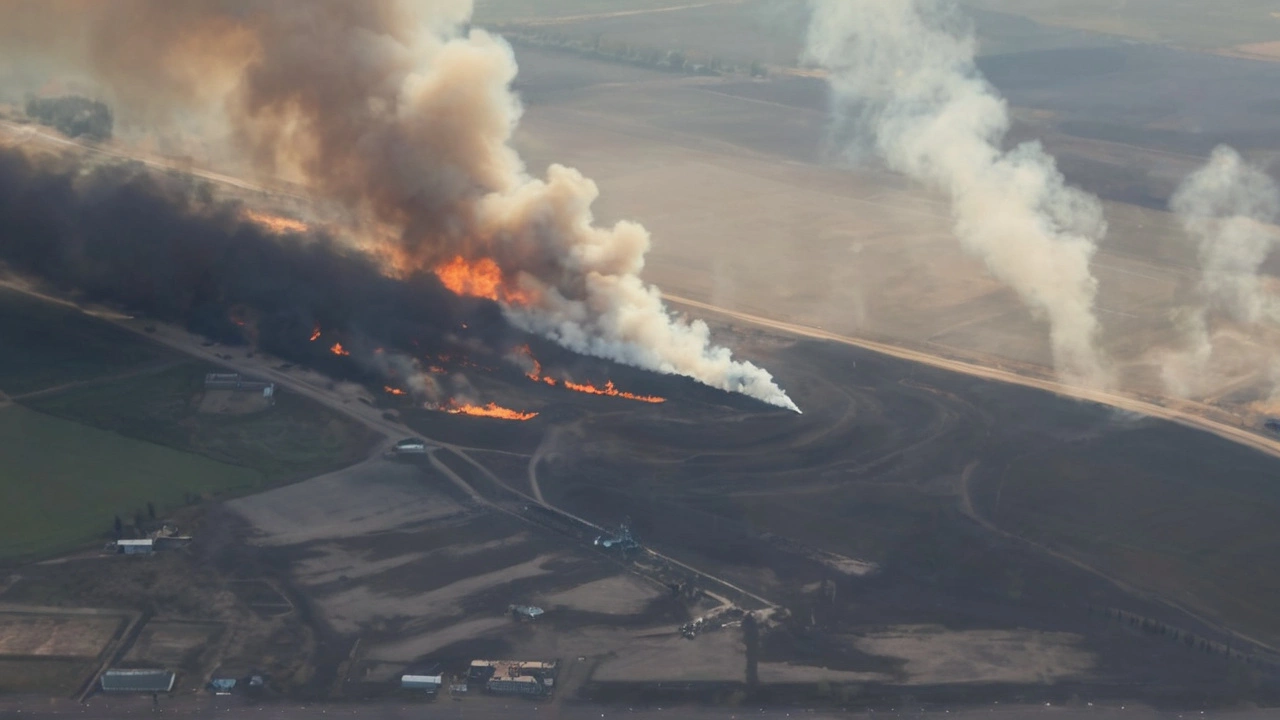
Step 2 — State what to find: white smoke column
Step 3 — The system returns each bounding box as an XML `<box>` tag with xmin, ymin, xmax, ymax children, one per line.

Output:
<box><xmin>1162</xmin><ymin>145</ymin><xmax>1280</xmax><ymax>397</ymax></box>
<box><xmin>474</xmin><ymin>164</ymin><xmax>799</xmax><ymax>410</ymax></box>
<box><xmin>804</xmin><ymin>0</ymin><xmax>1109</xmax><ymax>387</ymax></box>
<box><xmin>1171</xmin><ymin>146</ymin><xmax>1280</xmax><ymax>325</ymax></box>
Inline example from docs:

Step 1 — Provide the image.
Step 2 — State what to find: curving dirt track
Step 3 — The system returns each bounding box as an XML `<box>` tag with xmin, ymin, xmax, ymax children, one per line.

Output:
<box><xmin>665</xmin><ymin>293</ymin><xmax>1280</xmax><ymax>463</ymax></box>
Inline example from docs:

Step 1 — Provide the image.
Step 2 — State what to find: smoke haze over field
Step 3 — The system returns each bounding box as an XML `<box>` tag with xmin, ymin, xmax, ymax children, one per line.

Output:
<box><xmin>805</xmin><ymin>0</ymin><xmax>1110</xmax><ymax>388</ymax></box>
<box><xmin>0</xmin><ymin>0</ymin><xmax>797</xmax><ymax>411</ymax></box>
<box><xmin>1163</xmin><ymin>145</ymin><xmax>1280</xmax><ymax>398</ymax></box>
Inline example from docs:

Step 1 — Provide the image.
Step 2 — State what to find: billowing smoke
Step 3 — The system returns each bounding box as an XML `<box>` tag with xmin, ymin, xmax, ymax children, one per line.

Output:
<box><xmin>0</xmin><ymin>0</ymin><xmax>798</xmax><ymax>412</ymax></box>
<box><xmin>804</xmin><ymin>0</ymin><xmax>1109</xmax><ymax>387</ymax></box>
<box><xmin>1162</xmin><ymin>145</ymin><xmax>1280</xmax><ymax>397</ymax></box>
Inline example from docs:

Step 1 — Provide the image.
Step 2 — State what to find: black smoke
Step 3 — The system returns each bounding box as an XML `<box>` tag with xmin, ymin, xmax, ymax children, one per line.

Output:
<box><xmin>0</xmin><ymin>147</ymin><xmax>519</xmax><ymax>381</ymax></box>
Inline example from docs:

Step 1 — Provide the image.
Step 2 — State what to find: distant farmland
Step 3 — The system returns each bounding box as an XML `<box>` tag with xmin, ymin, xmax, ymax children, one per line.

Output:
<box><xmin>0</xmin><ymin>288</ymin><xmax>379</xmax><ymax>561</ymax></box>
<box><xmin>27</xmin><ymin>361</ymin><xmax>380</xmax><ymax>486</ymax></box>
<box><xmin>0</xmin><ymin>404</ymin><xmax>261</xmax><ymax>561</ymax></box>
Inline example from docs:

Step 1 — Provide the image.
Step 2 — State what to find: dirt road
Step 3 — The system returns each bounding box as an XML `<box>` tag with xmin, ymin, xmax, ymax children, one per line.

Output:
<box><xmin>664</xmin><ymin>293</ymin><xmax>1280</xmax><ymax>463</ymax></box>
<box><xmin>506</xmin><ymin>1</ymin><xmax>743</xmax><ymax>26</ymax></box>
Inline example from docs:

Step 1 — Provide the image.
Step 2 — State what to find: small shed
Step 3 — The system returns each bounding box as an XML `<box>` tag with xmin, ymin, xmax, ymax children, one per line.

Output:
<box><xmin>100</xmin><ymin>669</ymin><xmax>175</xmax><ymax>693</ymax></box>
<box><xmin>401</xmin><ymin>674</ymin><xmax>443</xmax><ymax>693</ymax></box>
<box><xmin>117</xmin><ymin>539</ymin><xmax>154</xmax><ymax>555</ymax></box>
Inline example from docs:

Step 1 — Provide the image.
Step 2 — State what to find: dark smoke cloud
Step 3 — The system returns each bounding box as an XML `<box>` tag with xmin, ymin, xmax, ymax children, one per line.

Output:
<box><xmin>0</xmin><ymin>146</ymin><xmax>513</xmax><ymax>385</ymax></box>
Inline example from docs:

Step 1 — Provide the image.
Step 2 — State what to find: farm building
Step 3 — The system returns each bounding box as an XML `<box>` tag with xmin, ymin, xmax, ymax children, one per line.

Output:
<box><xmin>100</xmin><ymin>669</ymin><xmax>175</xmax><ymax>693</ymax></box>
<box><xmin>401</xmin><ymin>674</ymin><xmax>443</xmax><ymax>693</ymax></box>
<box><xmin>468</xmin><ymin>659</ymin><xmax>557</xmax><ymax>697</ymax></box>
<box><xmin>488</xmin><ymin>674</ymin><xmax>548</xmax><ymax>696</ymax></box>
<box><xmin>116</xmin><ymin>539</ymin><xmax>154</xmax><ymax>555</ymax></box>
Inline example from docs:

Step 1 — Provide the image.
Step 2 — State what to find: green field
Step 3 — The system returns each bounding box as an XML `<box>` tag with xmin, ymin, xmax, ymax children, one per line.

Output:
<box><xmin>26</xmin><ymin>361</ymin><xmax>378</xmax><ymax>485</ymax></box>
<box><xmin>0</xmin><ymin>404</ymin><xmax>261</xmax><ymax>560</ymax></box>
<box><xmin>0</xmin><ymin>289</ymin><xmax>379</xmax><ymax>561</ymax></box>
<box><xmin>0</xmin><ymin>287</ymin><xmax>176</xmax><ymax>396</ymax></box>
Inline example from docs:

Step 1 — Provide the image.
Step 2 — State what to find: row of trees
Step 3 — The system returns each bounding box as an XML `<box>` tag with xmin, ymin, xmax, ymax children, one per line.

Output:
<box><xmin>111</xmin><ymin>502</ymin><xmax>157</xmax><ymax>539</ymax></box>
<box><xmin>499</xmin><ymin>28</ymin><xmax>768</xmax><ymax>78</ymax></box>
<box><xmin>25</xmin><ymin>95</ymin><xmax>113</xmax><ymax>140</ymax></box>
<box><xmin>1091</xmin><ymin>604</ymin><xmax>1279</xmax><ymax>672</ymax></box>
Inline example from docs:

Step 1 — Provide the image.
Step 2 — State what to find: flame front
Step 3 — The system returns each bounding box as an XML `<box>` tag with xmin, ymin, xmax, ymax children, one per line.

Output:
<box><xmin>330</xmin><ymin>342</ymin><xmax>350</xmax><ymax>356</ymax></box>
<box><xmin>442</xmin><ymin>401</ymin><xmax>538</xmax><ymax>421</ymax></box>
<box><xmin>516</xmin><ymin>345</ymin><xmax>559</xmax><ymax>386</ymax></box>
<box><xmin>310</xmin><ymin>325</ymin><xmax>322</xmax><ymax>342</ymax></box>
<box><xmin>434</xmin><ymin>256</ymin><xmax>533</xmax><ymax>305</ymax></box>
<box><xmin>243</xmin><ymin>209</ymin><xmax>310</xmax><ymax>235</ymax></box>
<box><xmin>563</xmin><ymin>379</ymin><xmax>665</xmax><ymax>403</ymax></box>
<box><xmin>514</xmin><ymin>345</ymin><xmax>664</xmax><ymax>402</ymax></box>
<box><xmin>384</xmin><ymin>386</ymin><xmax>406</xmax><ymax>396</ymax></box>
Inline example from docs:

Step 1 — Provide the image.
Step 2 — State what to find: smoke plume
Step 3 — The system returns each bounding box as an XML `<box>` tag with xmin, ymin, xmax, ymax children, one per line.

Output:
<box><xmin>0</xmin><ymin>0</ymin><xmax>797</xmax><ymax>412</ymax></box>
<box><xmin>1172</xmin><ymin>146</ymin><xmax>1280</xmax><ymax>326</ymax></box>
<box><xmin>1162</xmin><ymin>145</ymin><xmax>1280</xmax><ymax>396</ymax></box>
<box><xmin>804</xmin><ymin>0</ymin><xmax>1109</xmax><ymax>387</ymax></box>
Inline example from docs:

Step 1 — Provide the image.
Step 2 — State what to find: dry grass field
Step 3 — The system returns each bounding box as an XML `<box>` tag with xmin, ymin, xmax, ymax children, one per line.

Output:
<box><xmin>507</xmin><ymin>39</ymin><xmax>1280</xmax><ymax>424</ymax></box>
<box><xmin>0</xmin><ymin>612</ymin><xmax>122</xmax><ymax>658</ymax></box>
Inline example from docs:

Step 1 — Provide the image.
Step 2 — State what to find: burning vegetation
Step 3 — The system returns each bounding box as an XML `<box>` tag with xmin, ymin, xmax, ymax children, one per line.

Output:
<box><xmin>562</xmin><ymin>379</ymin><xmax>664</xmax><ymax>403</ymax></box>
<box><xmin>434</xmin><ymin>256</ymin><xmax>533</xmax><ymax>306</ymax></box>
<box><xmin>513</xmin><ymin>345</ymin><xmax>665</xmax><ymax>403</ymax></box>
<box><xmin>0</xmin><ymin>0</ymin><xmax>799</xmax><ymax>411</ymax></box>
<box><xmin>329</xmin><ymin>342</ymin><xmax>350</xmax><ymax>357</ymax></box>
<box><xmin>441</xmin><ymin>401</ymin><xmax>538</xmax><ymax>421</ymax></box>
<box><xmin>243</xmin><ymin>209</ymin><xmax>310</xmax><ymax>235</ymax></box>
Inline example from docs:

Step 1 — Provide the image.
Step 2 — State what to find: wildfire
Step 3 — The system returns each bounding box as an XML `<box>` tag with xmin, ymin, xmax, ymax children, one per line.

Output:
<box><xmin>244</xmin><ymin>209</ymin><xmax>310</xmax><ymax>235</ymax></box>
<box><xmin>563</xmin><ymin>379</ymin><xmax>665</xmax><ymax>403</ymax></box>
<box><xmin>384</xmin><ymin>386</ymin><xmax>407</xmax><ymax>396</ymax></box>
<box><xmin>434</xmin><ymin>256</ymin><xmax>533</xmax><ymax>305</ymax></box>
<box><xmin>243</xmin><ymin>209</ymin><xmax>310</xmax><ymax>235</ymax></box>
<box><xmin>330</xmin><ymin>342</ymin><xmax>350</xmax><ymax>356</ymax></box>
<box><xmin>442</xmin><ymin>401</ymin><xmax>538</xmax><ymax>421</ymax></box>
<box><xmin>513</xmin><ymin>344</ymin><xmax>664</xmax><ymax>402</ymax></box>
<box><xmin>310</xmin><ymin>325</ymin><xmax>322</xmax><ymax>342</ymax></box>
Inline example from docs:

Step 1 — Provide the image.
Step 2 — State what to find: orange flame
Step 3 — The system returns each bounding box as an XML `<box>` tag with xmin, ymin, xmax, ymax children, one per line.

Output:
<box><xmin>513</xmin><ymin>345</ymin><xmax>662</xmax><ymax>401</ymax></box>
<box><xmin>244</xmin><ymin>209</ymin><xmax>310</xmax><ymax>235</ymax></box>
<box><xmin>442</xmin><ymin>401</ymin><xmax>538</xmax><ymax>421</ymax></box>
<box><xmin>563</xmin><ymin>379</ymin><xmax>666</xmax><ymax>403</ymax></box>
<box><xmin>513</xmin><ymin>344</ymin><xmax>558</xmax><ymax>386</ymax></box>
<box><xmin>434</xmin><ymin>256</ymin><xmax>533</xmax><ymax>305</ymax></box>
<box><xmin>310</xmin><ymin>325</ymin><xmax>322</xmax><ymax>342</ymax></box>
<box><xmin>384</xmin><ymin>386</ymin><xmax>406</xmax><ymax>396</ymax></box>
<box><xmin>330</xmin><ymin>342</ymin><xmax>350</xmax><ymax>356</ymax></box>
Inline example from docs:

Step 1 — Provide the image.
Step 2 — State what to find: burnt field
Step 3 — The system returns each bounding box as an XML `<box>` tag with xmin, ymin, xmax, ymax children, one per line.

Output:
<box><xmin>8</xmin><ymin>4</ymin><xmax>1280</xmax><ymax>712</ymax></box>
<box><xmin>518</xmin><ymin>319</ymin><xmax>1280</xmax><ymax>707</ymax></box>
<box><xmin>7</xmin><ymin>300</ymin><xmax>1280</xmax><ymax>710</ymax></box>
